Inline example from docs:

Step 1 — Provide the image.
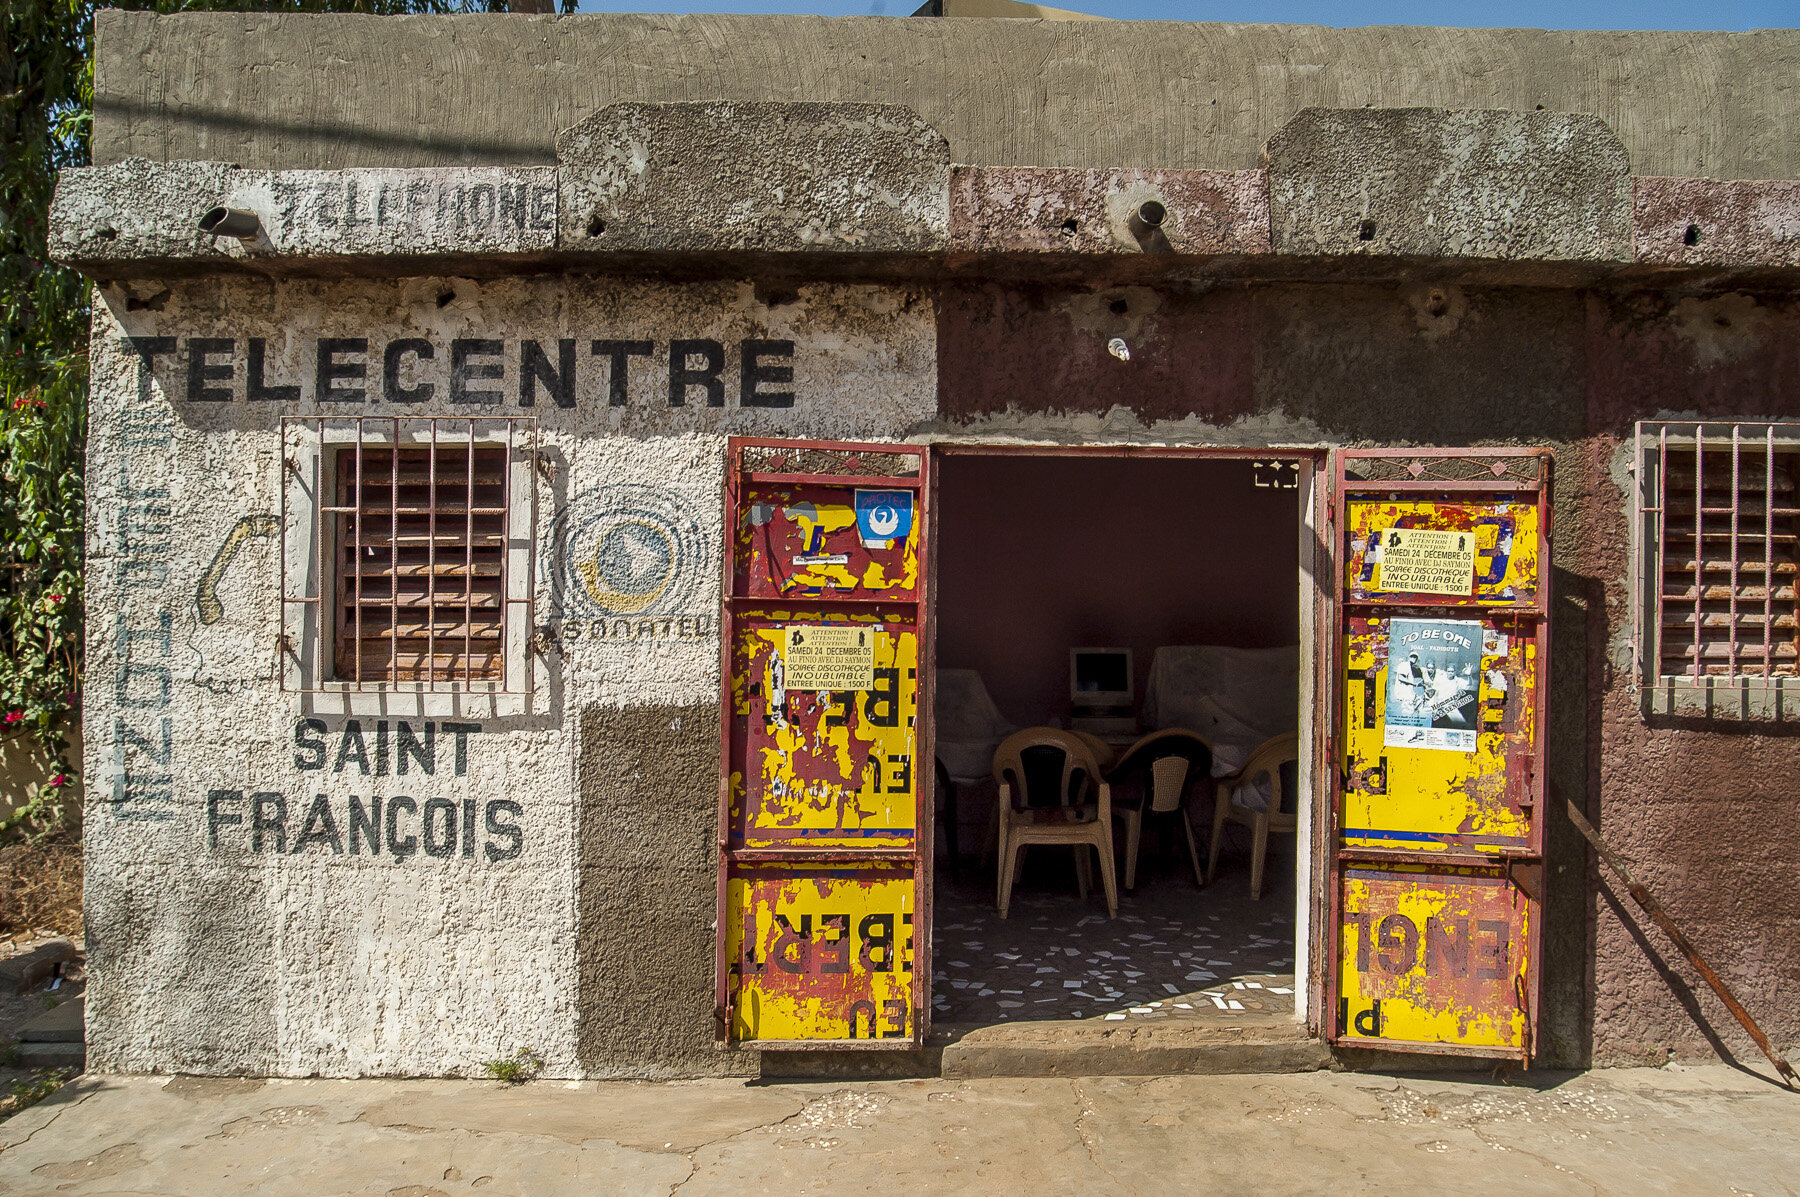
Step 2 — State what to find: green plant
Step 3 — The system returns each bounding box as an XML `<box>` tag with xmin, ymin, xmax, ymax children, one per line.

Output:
<box><xmin>0</xmin><ymin>1045</ymin><xmax>18</xmax><ymax>1067</ymax></box>
<box><xmin>482</xmin><ymin>1047</ymin><xmax>545</xmax><ymax>1084</ymax></box>
<box><xmin>1</xmin><ymin>0</ymin><xmax>91</xmax><ymax>841</ymax></box>
<box><xmin>1</xmin><ymin>0</ymin><xmax>576</xmax><ymax>842</ymax></box>
<box><xmin>0</xmin><ymin>1068</ymin><xmax>74</xmax><ymax>1121</ymax></box>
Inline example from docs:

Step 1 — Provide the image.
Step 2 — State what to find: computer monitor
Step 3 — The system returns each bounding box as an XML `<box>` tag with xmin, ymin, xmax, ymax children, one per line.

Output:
<box><xmin>1070</xmin><ymin>647</ymin><xmax>1132</xmax><ymax>710</ymax></box>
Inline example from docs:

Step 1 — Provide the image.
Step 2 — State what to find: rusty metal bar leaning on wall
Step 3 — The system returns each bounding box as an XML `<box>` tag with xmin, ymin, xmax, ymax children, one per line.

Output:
<box><xmin>1557</xmin><ymin>782</ymin><xmax>1797</xmax><ymax>1087</ymax></box>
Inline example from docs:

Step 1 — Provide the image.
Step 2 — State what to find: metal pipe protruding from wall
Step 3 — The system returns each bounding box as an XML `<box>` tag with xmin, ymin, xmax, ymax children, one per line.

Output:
<box><xmin>198</xmin><ymin>207</ymin><xmax>262</xmax><ymax>239</ymax></box>
<box><xmin>1127</xmin><ymin>199</ymin><xmax>1167</xmax><ymax>239</ymax></box>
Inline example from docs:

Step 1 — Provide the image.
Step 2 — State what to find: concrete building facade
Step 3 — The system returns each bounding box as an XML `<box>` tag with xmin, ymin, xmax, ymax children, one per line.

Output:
<box><xmin>50</xmin><ymin>12</ymin><xmax>1800</xmax><ymax>1079</ymax></box>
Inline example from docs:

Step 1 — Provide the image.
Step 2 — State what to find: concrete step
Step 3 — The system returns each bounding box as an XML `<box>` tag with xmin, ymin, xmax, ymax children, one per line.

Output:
<box><xmin>15</xmin><ymin>996</ymin><xmax>83</xmax><ymax>1044</ymax></box>
<box><xmin>13</xmin><ymin>1040</ymin><xmax>84</xmax><ymax>1070</ymax></box>
<box><xmin>938</xmin><ymin>1012</ymin><xmax>1331</xmax><ymax>1079</ymax></box>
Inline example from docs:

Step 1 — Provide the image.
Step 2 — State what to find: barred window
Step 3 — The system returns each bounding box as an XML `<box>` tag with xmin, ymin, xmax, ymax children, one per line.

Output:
<box><xmin>283</xmin><ymin>418</ymin><xmax>536</xmax><ymax>694</ymax></box>
<box><xmin>333</xmin><ymin>444</ymin><xmax>507</xmax><ymax>683</ymax></box>
<box><xmin>1636</xmin><ymin>422</ymin><xmax>1800</xmax><ymax>688</ymax></box>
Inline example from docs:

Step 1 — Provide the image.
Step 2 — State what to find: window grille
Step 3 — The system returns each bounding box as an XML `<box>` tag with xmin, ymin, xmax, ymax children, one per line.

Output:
<box><xmin>282</xmin><ymin>417</ymin><xmax>537</xmax><ymax>692</ymax></box>
<box><xmin>1637</xmin><ymin>422</ymin><xmax>1800</xmax><ymax>685</ymax></box>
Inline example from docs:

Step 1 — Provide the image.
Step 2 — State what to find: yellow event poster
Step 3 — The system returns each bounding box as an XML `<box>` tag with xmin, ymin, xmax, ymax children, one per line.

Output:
<box><xmin>783</xmin><ymin>625</ymin><xmax>876</xmax><ymax>691</ymax></box>
<box><xmin>1377</xmin><ymin>527</ymin><xmax>1477</xmax><ymax>595</ymax></box>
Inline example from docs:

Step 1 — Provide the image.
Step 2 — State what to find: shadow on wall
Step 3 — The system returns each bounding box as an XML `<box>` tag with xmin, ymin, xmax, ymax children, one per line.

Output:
<box><xmin>575</xmin><ymin>702</ymin><xmax>752</xmax><ymax>1079</ymax></box>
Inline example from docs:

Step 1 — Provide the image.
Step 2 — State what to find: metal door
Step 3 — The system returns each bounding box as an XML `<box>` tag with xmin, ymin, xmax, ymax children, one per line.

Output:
<box><xmin>714</xmin><ymin>438</ymin><xmax>931</xmax><ymax>1048</ymax></box>
<box><xmin>1328</xmin><ymin>449</ymin><xmax>1550</xmax><ymax>1061</ymax></box>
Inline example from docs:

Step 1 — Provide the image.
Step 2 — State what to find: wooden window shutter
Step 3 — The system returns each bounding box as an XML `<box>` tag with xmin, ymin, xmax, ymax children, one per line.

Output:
<box><xmin>334</xmin><ymin>444</ymin><xmax>509</xmax><ymax>684</ymax></box>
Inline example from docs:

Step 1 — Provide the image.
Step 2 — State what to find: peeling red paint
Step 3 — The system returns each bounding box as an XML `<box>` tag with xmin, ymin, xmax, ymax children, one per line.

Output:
<box><xmin>949</xmin><ymin>165</ymin><xmax>1270</xmax><ymax>258</ymax></box>
<box><xmin>1633</xmin><ymin>177</ymin><xmax>1800</xmax><ymax>269</ymax></box>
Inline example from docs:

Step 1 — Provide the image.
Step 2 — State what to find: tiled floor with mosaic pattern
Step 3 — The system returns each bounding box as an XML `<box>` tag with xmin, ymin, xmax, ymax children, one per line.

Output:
<box><xmin>931</xmin><ymin>845</ymin><xmax>1298</xmax><ymax>1027</ymax></box>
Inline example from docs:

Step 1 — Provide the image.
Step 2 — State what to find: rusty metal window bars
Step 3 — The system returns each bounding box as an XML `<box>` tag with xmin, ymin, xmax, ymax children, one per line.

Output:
<box><xmin>1636</xmin><ymin>421</ymin><xmax>1800</xmax><ymax>686</ymax></box>
<box><xmin>281</xmin><ymin>417</ymin><xmax>537</xmax><ymax>693</ymax></box>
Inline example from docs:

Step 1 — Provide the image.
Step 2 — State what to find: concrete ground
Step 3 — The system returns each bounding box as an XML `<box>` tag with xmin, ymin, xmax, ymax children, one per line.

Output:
<box><xmin>1</xmin><ymin>1063</ymin><xmax>1796</xmax><ymax>1195</ymax></box>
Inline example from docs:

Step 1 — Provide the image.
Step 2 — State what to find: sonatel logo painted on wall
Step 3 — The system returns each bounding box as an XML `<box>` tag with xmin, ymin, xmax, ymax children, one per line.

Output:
<box><xmin>202</xmin><ymin>719</ymin><xmax>523</xmax><ymax>861</ymax></box>
<box><xmin>123</xmin><ymin>335</ymin><xmax>798</xmax><ymax>408</ymax></box>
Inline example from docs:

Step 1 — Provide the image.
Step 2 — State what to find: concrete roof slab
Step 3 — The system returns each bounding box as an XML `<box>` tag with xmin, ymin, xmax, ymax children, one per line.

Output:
<box><xmin>1265</xmin><ymin>107</ymin><xmax>1633</xmax><ymax>263</ymax></box>
<box><xmin>555</xmin><ymin>102</ymin><xmax>949</xmax><ymax>257</ymax></box>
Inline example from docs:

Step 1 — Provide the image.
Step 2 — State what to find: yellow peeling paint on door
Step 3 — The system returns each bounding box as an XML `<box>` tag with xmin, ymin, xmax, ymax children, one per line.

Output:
<box><xmin>1331</xmin><ymin>454</ymin><xmax>1550</xmax><ymax>1063</ymax></box>
<box><xmin>1340</xmin><ymin>616</ymin><xmax>1537</xmax><ymax>852</ymax></box>
<box><xmin>733</xmin><ymin>622</ymin><xmax>919</xmax><ymax>848</ymax></box>
<box><xmin>1337</xmin><ymin>866</ymin><xmax>1531</xmax><ymax>1051</ymax></box>
<box><xmin>718</xmin><ymin>439</ymin><xmax>930</xmax><ymax>1050</ymax></box>
<box><xmin>1345</xmin><ymin>500</ymin><xmax>1541</xmax><ymax>606</ymax></box>
<box><xmin>726</xmin><ymin>870</ymin><xmax>916</xmax><ymax>1044</ymax></box>
<box><xmin>738</xmin><ymin>487</ymin><xmax>922</xmax><ymax>597</ymax></box>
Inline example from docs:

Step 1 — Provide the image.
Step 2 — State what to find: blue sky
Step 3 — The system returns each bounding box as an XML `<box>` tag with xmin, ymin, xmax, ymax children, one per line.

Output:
<box><xmin>571</xmin><ymin>0</ymin><xmax>1793</xmax><ymax>30</ymax></box>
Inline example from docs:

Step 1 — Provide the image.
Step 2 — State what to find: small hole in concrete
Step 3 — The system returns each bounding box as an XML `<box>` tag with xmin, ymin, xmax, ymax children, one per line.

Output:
<box><xmin>1358</xmin><ymin>220</ymin><xmax>1377</xmax><ymax>241</ymax></box>
<box><xmin>1535</xmin><ymin>104</ymin><xmax>1545</xmax><ymax>111</ymax></box>
<box><xmin>1061</xmin><ymin>218</ymin><xmax>1079</xmax><ymax>237</ymax></box>
<box><xmin>1715</xmin><ymin>315</ymin><xmax>1732</xmax><ymax>329</ymax></box>
<box><xmin>1684</xmin><ymin>224</ymin><xmax>1702</xmax><ymax>247</ymax></box>
<box><xmin>1425</xmin><ymin>290</ymin><xmax>1450</xmax><ymax>318</ymax></box>
<box><xmin>436</xmin><ymin>289</ymin><xmax>456</xmax><ymax>309</ymax></box>
<box><xmin>96</xmin><ymin>227</ymin><xmax>118</xmax><ymax>241</ymax></box>
<box><xmin>1109</xmin><ymin>298</ymin><xmax>1129</xmax><ymax>315</ymax></box>
<box><xmin>755</xmin><ymin>282</ymin><xmax>799</xmax><ymax>308</ymax></box>
<box><xmin>587</xmin><ymin>215</ymin><xmax>606</xmax><ymax>238</ymax></box>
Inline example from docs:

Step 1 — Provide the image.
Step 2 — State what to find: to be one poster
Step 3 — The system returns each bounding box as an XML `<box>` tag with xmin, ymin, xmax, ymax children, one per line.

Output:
<box><xmin>1384</xmin><ymin>617</ymin><xmax>1482</xmax><ymax>752</ymax></box>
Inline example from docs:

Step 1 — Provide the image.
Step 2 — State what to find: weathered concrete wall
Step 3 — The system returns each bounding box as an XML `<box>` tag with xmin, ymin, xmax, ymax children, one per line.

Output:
<box><xmin>1581</xmin><ymin>290</ymin><xmax>1800</xmax><ymax>1066</ymax></box>
<box><xmin>53</xmin><ymin>101</ymin><xmax>951</xmax><ymax>281</ymax></box>
<box><xmin>95</xmin><ymin>12</ymin><xmax>1800</xmax><ymax>180</ymax></box>
<box><xmin>64</xmin><ymin>40</ymin><xmax>1800</xmax><ymax>1076</ymax></box>
<box><xmin>931</xmin><ymin>275</ymin><xmax>1800</xmax><ymax>1069</ymax></box>
<box><xmin>1265</xmin><ymin>108</ymin><xmax>1633</xmax><ymax>262</ymax></box>
<box><xmin>557</xmin><ymin>103</ymin><xmax>949</xmax><ymax>257</ymax></box>
<box><xmin>82</xmin><ymin>273</ymin><xmax>934</xmax><ymax>1078</ymax></box>
<box><xmin>78</xmin><ymin>269</ymin><xmax>1800</xmax><ymax>1075</ymax></box>
<box><xmin>575</xmin><ymin>702</ymin><xmax>727</xmax><ymax>1079</ymax></box>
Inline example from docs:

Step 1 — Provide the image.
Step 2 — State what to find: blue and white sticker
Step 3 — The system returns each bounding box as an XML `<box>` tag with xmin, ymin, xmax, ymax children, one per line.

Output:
<box><xmin>854</xmin><ymin>489</ymin><xmax>914</xmax><ymax>549</ymax></box>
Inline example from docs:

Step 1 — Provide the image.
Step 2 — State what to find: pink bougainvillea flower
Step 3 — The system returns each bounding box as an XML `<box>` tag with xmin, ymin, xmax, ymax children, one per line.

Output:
<box><xmin>47</xmin><ymin>594</ymin><xmax>62</xmax><ymax>603</ymax></box>
<box><xmin>3</xmin><ymin>712</ymin><xmax>21</xmax><ymax>723</ymax></box>
<box><xmin>49</xmin><ymin>774</ymin><xmax>67</xmax><ymax>787</ymax></box>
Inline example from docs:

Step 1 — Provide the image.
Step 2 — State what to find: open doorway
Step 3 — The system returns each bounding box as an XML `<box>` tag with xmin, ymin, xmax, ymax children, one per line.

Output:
<box><xmin>929</xmin><ymin>449</ymin><xmax>1313</xmax><ymax>1033</ymax></box>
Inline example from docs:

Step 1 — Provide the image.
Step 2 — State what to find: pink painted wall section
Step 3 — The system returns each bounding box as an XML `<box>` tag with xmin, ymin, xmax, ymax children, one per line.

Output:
<box><xmin>946</xmin><ymin>166</ymin><xmax>1800</xmax><ymax>273</ymax></box>
<box><xmin>1633</xmin><ymin>177</ymin><xmax>1800</xmax><ymax>269</ymax></box>
<box><xmin>937</xmin><ymin>283</ymin><xmax>1257</xmax><ymax>426</ymax></box>
<box><xmin>935</xmin><ymin>455</ymin><xmax>1299</xmax><ymax>727</ymax></box>
<box><xmin>948</xmin><ymin>166</ymin><xmax>1271</xmax><ymax>258</ymax></box>
<box><xmin>1585</xmin><ymin>291</ymin><xmax>1800</xmax><ymax>433</ymax></box>
<box><xmin>1580</xmin><ymin>293</ymin><xmax>1800</xmax><ymax>1065</ymax></box>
